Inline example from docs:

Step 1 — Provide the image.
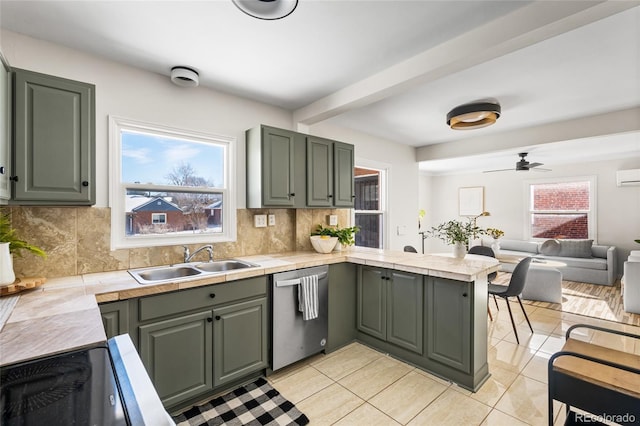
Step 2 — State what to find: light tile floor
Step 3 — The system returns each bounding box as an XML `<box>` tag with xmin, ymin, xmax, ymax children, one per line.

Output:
<box><xmin>267</xmin><ymin>299</ymin><xmax>640</xmax><ymax>426</ymax></box>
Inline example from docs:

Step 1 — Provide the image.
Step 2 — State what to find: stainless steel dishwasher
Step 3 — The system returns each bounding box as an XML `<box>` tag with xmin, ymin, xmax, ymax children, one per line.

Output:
<box><xmin>271</xmin><ymin>265</ymin><xmax>328</xmax><ymax>371</ymax></box>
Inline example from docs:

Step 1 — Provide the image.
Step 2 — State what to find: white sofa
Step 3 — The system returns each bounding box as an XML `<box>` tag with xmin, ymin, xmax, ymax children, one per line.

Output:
<box><xmin>483</xmin><ymin>238</ymin><xmax>617</xmax><ymax>286</ymax></box>
<box><xmin>623</xmin><ymin>252</ymin><xmax>640</xmax><ymax>314</ymax></box>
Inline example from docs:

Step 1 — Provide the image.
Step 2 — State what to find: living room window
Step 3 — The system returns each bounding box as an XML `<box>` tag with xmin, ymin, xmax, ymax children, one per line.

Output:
<box><xmin>354</xmin><ymin>166</ymin><xmax>386</xmax><ymax>249</ymax></box>
<box><xmin>526</xmin><ymin>177</ymin><xmax>596</xmax><ymax>241</ymax></box>
<box><xmin>109</xmin><ymin>116</ymin><xmax>236</xmax><ymax>249</ymax></box>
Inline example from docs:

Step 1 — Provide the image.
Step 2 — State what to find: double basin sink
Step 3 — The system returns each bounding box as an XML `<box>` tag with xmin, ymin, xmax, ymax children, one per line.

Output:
<box><xmin>128</xmin><ymin>259</ymin><xmax>260</xmax><ymax>285</ymax></box>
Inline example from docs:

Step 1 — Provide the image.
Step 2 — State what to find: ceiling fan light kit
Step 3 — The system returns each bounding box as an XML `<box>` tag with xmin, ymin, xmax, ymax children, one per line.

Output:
<box><xmin>232</xmin><ymin>0</ymin><xmax>298</xmax><ymax>20</ymax></box>
<box><xmin>170</xmin><ymin>66</ymin><xmax>199</xmax><ymax>87</ymax></box>
<box><xmin>447</xmin><ymin>101</ymin><xmax>501</xmax><ymax>130</ymax></box>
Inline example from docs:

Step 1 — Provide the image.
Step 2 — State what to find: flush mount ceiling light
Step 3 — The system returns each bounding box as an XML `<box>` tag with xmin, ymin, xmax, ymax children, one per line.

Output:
<box><xmin>232</xmin><ymin>0</ymin><xmax>298</xmax><ymax>20</ymax></box>
<box><xmin>171</xmin><ymin>66</ymin><xmax>199</xmax><ymax>87</ymax></box>
<box><xmin>446</xmin><ymin>101</ymin><xmax>501</xmax><ymax>130</ymax></box>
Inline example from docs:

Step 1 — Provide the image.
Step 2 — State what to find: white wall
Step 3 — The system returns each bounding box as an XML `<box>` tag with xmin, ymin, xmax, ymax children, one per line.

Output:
<box><xmin>1</xmin><ymin>30</ymin><xmax>292</xmax><ymax>208</ymax></box>
<box><xmin>420</xmin><ymin>156</ymin><xmax>640</xmax><ymax>272</ymax></box>
<box><xmin>309</xmin><ymin>122</ymin><xmax>419</xmax><ymax>251</ymax></box>
<box><xmin>1</xmin><ymin>30</ymin><xmax>420</xmax><ymax>253</ymax></box>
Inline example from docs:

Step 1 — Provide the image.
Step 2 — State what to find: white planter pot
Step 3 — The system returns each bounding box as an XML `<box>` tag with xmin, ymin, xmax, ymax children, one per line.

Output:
<box><xmin>0</xmin><ymin>242</ymin><xmax>16</xmax><ymax>285</ymax></box>
<box><xmin>491</xmin><ymin>240</ymin><xmax>501</xmax><ymax>255</ymax></box>
<box><xmin>452</xmin><ymin>242</ymin><xmax>467</xmax><ymax>259</ymax></box>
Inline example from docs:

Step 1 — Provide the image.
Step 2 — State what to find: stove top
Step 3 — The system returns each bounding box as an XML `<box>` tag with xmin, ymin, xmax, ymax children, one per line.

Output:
<box><xmin>1</xmin><ymin>346</ymin><xmax>128</xmax><ymax>426</ymax></box>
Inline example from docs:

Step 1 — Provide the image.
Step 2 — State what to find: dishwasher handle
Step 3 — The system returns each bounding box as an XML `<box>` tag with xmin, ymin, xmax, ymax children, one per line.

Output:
<box><xmin>275</xmin><ymin>271</ymin><xmax>327</xmax><ymax>287</ymax></box>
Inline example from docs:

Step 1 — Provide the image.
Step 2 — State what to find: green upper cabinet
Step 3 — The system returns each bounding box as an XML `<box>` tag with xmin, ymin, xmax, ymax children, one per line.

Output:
<box><xmin>306</xmin><ymin>136</ymin><xmax>355</xmax><ymax>208</ymax></box>
<box><xmin>0</xmin><ymin>57</ymin><xmax>10</xmax><ymax>203</ymax></box>
<box><xmin>12</xmin><ymin>68</ymin><xmax>95</xmax><ymax>205</ymax></box>
<box><xmin>333</xmin><ymin>141</ymin><xmax>355</xmax><ymax>207</ymax></box>
<box><xmin>246</xmin><ymin>125</ymin><xmax>305</xmax><ymax>208</ymax></box>
<box><xmin>246</xmin><ymin>124</ymin><xmax>354</xmax><ymax>208</ymax></box>
<box><xmin>306</xmin><ymin>136</ymin><xmax>333</xmax><ymax>207</ymax></box>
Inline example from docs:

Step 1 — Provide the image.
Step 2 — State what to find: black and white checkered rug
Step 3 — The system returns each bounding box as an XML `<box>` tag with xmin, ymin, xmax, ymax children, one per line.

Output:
<box><xmin>172</xmin><ymin>378</ymin><xmax>310</xmax><ymax>426</ymax></box>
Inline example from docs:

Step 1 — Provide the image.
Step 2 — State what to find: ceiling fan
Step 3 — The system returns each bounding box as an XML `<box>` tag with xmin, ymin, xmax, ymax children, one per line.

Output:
<box><xmin>483</xmin><ymin>152</ymin><xmax>551</xmax><ymax>173</ymax></box>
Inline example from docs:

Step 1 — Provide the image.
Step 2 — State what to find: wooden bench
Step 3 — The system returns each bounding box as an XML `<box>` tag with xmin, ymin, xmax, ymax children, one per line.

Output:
<box><xmin>548</xmin><ymin>324</ymin><xmax>640</xmax><ymax>425</ymax></box>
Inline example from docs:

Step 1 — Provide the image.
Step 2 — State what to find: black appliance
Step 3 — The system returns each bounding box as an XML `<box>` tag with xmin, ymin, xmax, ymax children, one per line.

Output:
<box><xmin>1</xmin><ymin>345</ymin><xmax>127</xmax><ymax>425</ymax></box>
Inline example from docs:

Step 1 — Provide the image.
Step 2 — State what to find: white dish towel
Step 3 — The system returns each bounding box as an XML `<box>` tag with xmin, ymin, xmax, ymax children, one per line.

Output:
<box><xmin>298</xmin><ymin>274</ymin><xmax>319</xmax><ymax>321</ymax></box>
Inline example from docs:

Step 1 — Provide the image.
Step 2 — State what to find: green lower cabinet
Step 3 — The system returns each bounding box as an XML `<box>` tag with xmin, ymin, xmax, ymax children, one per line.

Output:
<box><xmin>357</xmin><ymin>266</ymin><xmax>386</xmax><ymax>340</ymax></box>
<box><xmin>213</xmin><ymin>297</ymin><xmax>268</xmax><ymax>387</ymax></box>
<box><xmin>99</xmin><ymin>300</ymin><xmax>130</xmax><ymax>339</ymax></box>
<box><xmin>387</xmin><ymin>270</ymin><xmax>423</xmax><ymax>353</ymax></box>
<box><xmin>357</xmin><ymin>265</ymin><xmax>423</xmax><ymax>354</ymax></box>
<box><xmin>139</xmin><ymin>310</ymin><xmax>214</xmax><ymax>407</ymax></box>
<box><xmin>425</xmin><ymin>277</ymin><xmax>471</xmax><ymax>373</ymax></box>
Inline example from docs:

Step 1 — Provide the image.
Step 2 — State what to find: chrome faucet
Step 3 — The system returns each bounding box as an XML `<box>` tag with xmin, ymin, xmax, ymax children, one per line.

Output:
<box><xmin>183</xmin><ymin>245</ymin><xmax>214</xmax><ymax>263</ymax></box>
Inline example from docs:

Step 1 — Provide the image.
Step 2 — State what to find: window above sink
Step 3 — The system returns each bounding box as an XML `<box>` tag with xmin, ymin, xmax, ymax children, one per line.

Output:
<box><xmin>109</xmin><ymin>116</ymin><xmax>237</xmax><ymax>250</ymax></box>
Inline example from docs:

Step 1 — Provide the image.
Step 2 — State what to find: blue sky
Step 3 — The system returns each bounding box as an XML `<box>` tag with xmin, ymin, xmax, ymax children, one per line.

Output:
<box><xmin>121</xmin><ymin>131</ymin><xmax>224</xmax><ymax>186</ymax></box>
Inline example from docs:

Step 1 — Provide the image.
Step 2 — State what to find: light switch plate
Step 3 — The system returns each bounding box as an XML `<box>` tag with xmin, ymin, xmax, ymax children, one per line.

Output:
<box><xmin>268</xmin><ymin>214</ymin><xmax>276</xmax><ymax>226</ymax></box>
<box><xmin>254</xmin><ymin>214</ymin><xmax>267</xmax><ymax>227</ymax></box>
<box><xmin>328</xmin><ymin>215</ymin><xmax>338</xmax><ymax>226</ymax></box>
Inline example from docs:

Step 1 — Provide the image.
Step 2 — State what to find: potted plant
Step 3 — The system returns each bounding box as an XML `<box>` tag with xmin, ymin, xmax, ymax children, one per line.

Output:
<box><xmin>312</xmin><ymin>224</ymin><xmax>360</xmax><ymax>251</ymax></box>
<box><xmin>0</xmin><ymin>212</ymin><xmax>46</xmax><ymax>285</ymax></box>
<box><xmin>426</xmin><ymin>219</ymin><xmax>485</xmax><ymax>258</ymax></box>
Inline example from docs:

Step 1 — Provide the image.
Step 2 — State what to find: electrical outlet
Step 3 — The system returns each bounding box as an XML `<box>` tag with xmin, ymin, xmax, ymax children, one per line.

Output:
<box><xmin>328</xmin><ymin>215</ymin><xmax>338</xmax><ymax>226</ymax></box>
<box><xmin>254</xmin><ymin>214</ymin><xmax>267</xmax><ymax>228</ymax></box>
<box><xmin>268</xmin><ymin>214</ymin><xmax>276</xmax><ymax>226</ymax></box>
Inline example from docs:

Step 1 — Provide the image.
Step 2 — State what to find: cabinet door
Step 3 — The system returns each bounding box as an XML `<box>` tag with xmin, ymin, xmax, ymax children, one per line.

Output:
<box><xmin>327</xmin><ymin>263</ymin><xmax>357</xmax><ymax>352</ymax></box>
<box><xmin>139</xmin><ymin>310</ymin><xmax>213</xmax><ymax>407</ymax></box>
<box><xmin>387</xmin><ymin>271</ymin><xmax>423</xmax><ymax>354</ymax></box>
<box><xmin>213</xmin><ymin>297</ymin><xmax>267</xmax><ymax>387</ymax></box>
<box><xmin>306</xmin><ymin>136</ymin><xmax>333</xmax><ymax>207</ymax></box>
<box><xmin>13</xmin><ymin>69</ymin><xmax>95</xmax><ymax>204</ymax></box>
<box><xmin>425</xmin><ymin>277</ymin><xmax>471</xmax><ymax>373</ymax></box>
<box><xmin>357</xmin><ymin>266</ymin><xmax>386</xmax><ymax>340</ymax></box>
<box><xmin>333</xmin><ymin>142</ymin><xmax>354</xmax><ymax>207</ymax></box>
<box><xmin>0</xmin><ymin>59</ymin><xmax>9</xmax><ymax>202</ymax></box>
<box><xmin>262</xmin><ymin>126</ymin><xmax>295</xmax><ymax>206</ymax></box>
<box><xmin>99</xmin><ymin>301</ymin><xmax>130</xmax><ymax>339</ymax></box>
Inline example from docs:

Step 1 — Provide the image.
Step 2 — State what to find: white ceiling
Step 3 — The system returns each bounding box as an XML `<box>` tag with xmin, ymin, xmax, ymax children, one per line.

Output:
<box><xmin>1</xmin><ymin>1</ymin><xmax>639</xmax><ymax>174</ymax></box>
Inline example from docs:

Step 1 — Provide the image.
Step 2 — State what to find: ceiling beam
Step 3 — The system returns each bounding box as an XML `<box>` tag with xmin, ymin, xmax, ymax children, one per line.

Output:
<box><xmin>415</xmin><ymin>107</ymin><xmax>640</xmax><ymax>162</ymax></box>
<box><xmin>293</xmin><ymin>0</ymin><xmax>639</xmax><ymax>126</ymax></box>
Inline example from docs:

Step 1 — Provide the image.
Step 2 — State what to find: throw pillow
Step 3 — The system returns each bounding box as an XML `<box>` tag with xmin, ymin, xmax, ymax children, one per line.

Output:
<box><xmin>558</xmin><ymin>239</ymin><xmax>593</xmax><ymax>258</ymax></box>
<box><xmin>540</xmin><ymin>239</ymin><xmax>561</xmax><ymax>256</ymax></box>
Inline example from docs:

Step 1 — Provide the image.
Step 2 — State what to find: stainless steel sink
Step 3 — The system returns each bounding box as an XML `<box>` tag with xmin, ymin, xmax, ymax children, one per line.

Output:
<box><xmin>193</xmin><ymin>260</ymin><xmax>257</xmax><ymax>273</ymax></box>
<box><xmin>128</xmin><ymin>259</ymin><xmax>259</xmax><ymax>284</ymax></box>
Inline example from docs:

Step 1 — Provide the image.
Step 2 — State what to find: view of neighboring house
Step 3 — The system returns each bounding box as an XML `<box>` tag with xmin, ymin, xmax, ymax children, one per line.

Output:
<box><xmin>125</xmin><ymin>195</ymin><xmax>223</xmax><ymax>236</ymax></box>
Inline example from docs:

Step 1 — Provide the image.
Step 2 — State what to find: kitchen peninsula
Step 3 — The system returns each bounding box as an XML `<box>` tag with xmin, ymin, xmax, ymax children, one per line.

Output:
<box><xmin>0</xmin><ymin>247</ymin><xmax>498</xmax><ymax>397</ymax></box>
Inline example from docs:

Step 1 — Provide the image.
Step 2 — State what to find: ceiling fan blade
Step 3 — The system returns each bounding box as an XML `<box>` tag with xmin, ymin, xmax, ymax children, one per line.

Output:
<box><xmin>482</xmin><ymin>168</ymin><xmax>514</xmax><ymax>173</ymax></box>
<box><xmin>531</xmin><ymin>167</ymin><xmax>552</xmax><ymax>172</ymax></box>
<box><xmin>528</xmin><ymin>162</ymin><xmax>544</xmax><ymax>168</ymax></box>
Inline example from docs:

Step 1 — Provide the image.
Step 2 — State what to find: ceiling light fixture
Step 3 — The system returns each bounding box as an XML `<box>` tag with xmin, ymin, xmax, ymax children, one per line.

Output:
<box><xmin>446</xmin><ymin>101</ymin><xmax>501</xmax><ymax>130</ymax></box>
<box><xmin>170</xmin><ymin>66</ymin><xmax>199</xmax><ymax>87</ymax></box>
<box><xmin>232</xmin><ymin>0</ymin><xmax>298</xmax><ymax>20</ymax></box>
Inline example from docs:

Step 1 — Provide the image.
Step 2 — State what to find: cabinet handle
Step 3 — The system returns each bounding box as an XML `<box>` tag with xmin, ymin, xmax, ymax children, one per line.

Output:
<box><xmin>351</xmin><ymin>195</ymin><xmax>356</xmax><ymax>199</ymax></box>
<box><xmin>328</xmin><ymin>194</ymin><xmax>333</xmax><ymax>199</ymax></box>
<box><xmin>82</xmin><ymin>181</ymin><xmax>89</xmax><ymax>187</ymax></box>
<box><xmin>215</xmin><ymin>315</ymin><xmax>221</xmax><ymax>321</ymax></box>
<box><xmin>0</xmin><ymin>166</ymin><xmax>4</xmax><ymax>175</ymax></box>
<box><xmin>9</xmin><ymin>176</ymin><xmax>18</xmax><ymax>182</ymax></box>
<box><xmin>207</xmin><ymin>317</ymin><xmax>213</xmax><ymax>322</ymax></box>
<box><xmin>289</xmin><ymin>193</ymin><xmax>295</xmax><ymax>197</ymax></box>
<box><xmin>462</xmin><ymin>292</ymin><xmax>468</xmax><ymax>297</ymax></box>
<box><xmin>209</xmin><ymin>293</ymin><xmax>216</xmax><ymax>298</ymax></box>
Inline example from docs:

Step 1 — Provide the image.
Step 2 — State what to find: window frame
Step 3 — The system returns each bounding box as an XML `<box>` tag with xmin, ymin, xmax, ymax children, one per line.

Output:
<box><xmin>353</xmin><ymin>161</ymin><xmax>388</xmax><ymax>249</ymax></box>
<box><xmin>524</xmin><ymin>175</ymin><xmax>597</xmax><ymax>242</ymax></box>
<box><xmin>151</xmin><ymin>213</ymin><xmax>167</xmax><ymax>224</ymax></box>
<box><xmin>109</xmin><ymin>116</ymin><xmax>236</xmax><ymax>250</ymax></box>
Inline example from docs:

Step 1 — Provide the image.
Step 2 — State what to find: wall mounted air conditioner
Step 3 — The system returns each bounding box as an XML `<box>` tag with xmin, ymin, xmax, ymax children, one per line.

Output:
<box><xmin>616</xmin><ymin>169</ymin><xmax>640</xmax><ymax>186</ymax></box>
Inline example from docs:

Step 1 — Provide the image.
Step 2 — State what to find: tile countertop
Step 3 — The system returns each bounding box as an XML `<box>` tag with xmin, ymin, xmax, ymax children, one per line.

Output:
<box><xmin>0</xmin><ymin>248</ymin><xmax>498</xmax><ymax>367</ymax></box>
